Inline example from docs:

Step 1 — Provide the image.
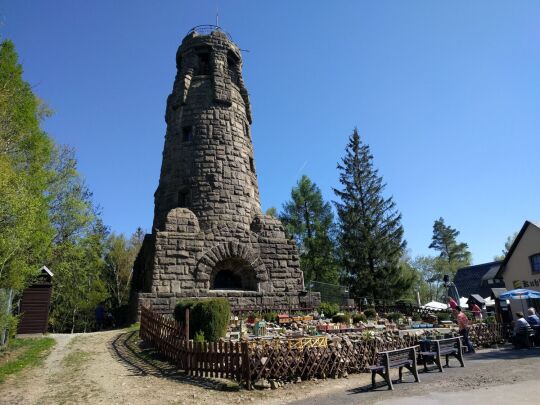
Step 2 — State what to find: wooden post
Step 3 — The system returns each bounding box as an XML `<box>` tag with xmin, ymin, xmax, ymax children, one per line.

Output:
<box><xmin>241</xmin><ymin>341</ymin><xmax>251</xmax><ymax>390</ymax></box>
<box><xmin>185</xmin><ymin>307</ymin><xmax>190</xmax><ymax>341</ymax></box>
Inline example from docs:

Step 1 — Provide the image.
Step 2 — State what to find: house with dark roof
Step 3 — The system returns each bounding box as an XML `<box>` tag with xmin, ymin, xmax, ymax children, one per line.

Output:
<box><xmin>453</xmin><ymin>261</ymin><xmax>505</xmax><ymax>299</ymax></box>
<box><xmin>496</xmin><ymin>220</ymin><xmax>540</xmax><ymax>292</ymax></box>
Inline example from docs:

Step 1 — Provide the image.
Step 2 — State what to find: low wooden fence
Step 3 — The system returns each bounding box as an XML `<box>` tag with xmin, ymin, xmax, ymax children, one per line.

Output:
<box><xmin>139</xmin><ymin>306</ymin><xmax>505</xmax><ymax>389</ymax></box>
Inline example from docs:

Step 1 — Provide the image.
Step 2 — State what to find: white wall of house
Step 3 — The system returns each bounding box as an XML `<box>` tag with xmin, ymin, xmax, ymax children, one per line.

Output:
<box><xmin>503</xmin><ymin>223</ymin><xmax>540</xmax><ymax>292</ymax></box>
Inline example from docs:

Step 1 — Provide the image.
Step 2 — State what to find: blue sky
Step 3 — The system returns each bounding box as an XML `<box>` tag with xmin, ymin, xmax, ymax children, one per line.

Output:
<box><xmin>2</xmin><ymin>1</ymin><xmax>539</xmax><ymax>264</ymax></box>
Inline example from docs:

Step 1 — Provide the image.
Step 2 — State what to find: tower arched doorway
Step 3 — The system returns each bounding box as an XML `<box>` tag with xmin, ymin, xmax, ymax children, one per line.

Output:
<box><xmin>210</xmin><ymin>257</ymin><xmax>257</xmax><ymax>291</ymax></box>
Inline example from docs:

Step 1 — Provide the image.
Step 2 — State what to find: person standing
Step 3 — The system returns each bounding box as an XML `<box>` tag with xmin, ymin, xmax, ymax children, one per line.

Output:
<box><xmin>471</xmin><ymin>303</ymin><xmax>482</xmax><ymax>321</ymax></box>
<box><xmin>454</xmin><ymin>306</ymin><xmax>475</xmax><ymax>353</ymax></box>
<box><xmin>448</xmin><ymin>297</ymin><xmax>458</xmax><ymax>310</ymax></box>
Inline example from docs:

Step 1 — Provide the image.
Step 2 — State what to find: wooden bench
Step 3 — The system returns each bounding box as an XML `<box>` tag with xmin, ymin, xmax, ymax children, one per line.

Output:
<box><xmin>419</xmin><ymin>337</ymin><xmax>464</xmax><ymax>372</ymax></box>
<box><xmin>368</xmin><ymin>346</ymin><xmax>420</xmax><ymax>390</ymax></box>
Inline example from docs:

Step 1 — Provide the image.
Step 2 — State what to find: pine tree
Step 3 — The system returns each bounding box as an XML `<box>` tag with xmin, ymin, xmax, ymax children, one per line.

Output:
<box><xmin>280</xmin><ymin>175</ymin><xmax>339</xmax><ymax>284</ymax></box>
<box><xmin>333</xmin><ymin>128</ymin><xmax>409</xmax><ymax>302</ymax></box>
<box><xmin>429</xmin><ymin>218</ymin><xmax>471</xmax><ymax>264</ymax></box>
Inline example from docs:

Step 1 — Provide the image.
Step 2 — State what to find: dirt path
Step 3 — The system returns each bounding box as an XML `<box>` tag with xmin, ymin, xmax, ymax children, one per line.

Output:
<box><xmin>2</xmin><ymin>331</ymin><xmax>539</xmax><ymax>405</ymax></box>
<box><xmin>0</xmin><ymin>330</ymin><xmax>365</xmax><ymax>405</ymax></box>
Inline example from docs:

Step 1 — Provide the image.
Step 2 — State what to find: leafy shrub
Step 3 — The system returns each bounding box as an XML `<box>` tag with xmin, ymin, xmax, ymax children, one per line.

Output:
<box><xmin>263</xmin><ymin>311</ymin><xmax>277</xmax><ymax>323</ymax></box>
<box><xmin>174</xmin><ymin>298</ymin><xmax>231</xmax><ymax>341</ymax></box>
<box><xmin>319</xmin><ymin>302</ymin><xmax>340</xmax><ymax>318</ymax></box>
<box><xmin>412</xmin><ymin>312</ymin><xmax>422</xmax><ymax>321</ymax></box>
<box><xmin>194</xmin><ymin>330</ymin><xmax>205</xmax><ymax>342</ymax></box>
<box><xmin>363</xmin><ymin>308</ymin><xmax>377</xmax><ymax>320</ymax></box>
<box><xmin>437</xmin><ymin>312</ymin><xmax>451</xmax><ymax>322</ymax></box>
<box><xmin>173</xmin><ymin>299</ymin><xmax>198</xmax><ymax>324</ymax></box>
<box><xmin>386</xmin><ymin>312</ymin><xmax>403</xmax><ymax>323</ymax></box>
<box><xmin>353</xmin><ymin>313</ymin><xmax>367</xmax><ymax>324</ymax></box>
<box><xmin>485</xmin><ymin>315</ymin><xmax>497</xmax><ymax>324</ymax></box>
<box><xmin>332</xmin><ymin>313</ymin><xmax>351</xmax><ymax>324</ymax></box>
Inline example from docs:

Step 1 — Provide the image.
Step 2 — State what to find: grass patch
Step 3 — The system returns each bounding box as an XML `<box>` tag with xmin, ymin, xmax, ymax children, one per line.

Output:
<box><xmin>62</xmin><ymin>349</ymin><xmax>91</xmax><ymax>370</ymax></box>
<box><xmin>0</xmin><ymin>337</ymin><xmax>56</xmax><ymax>383</ymax></box>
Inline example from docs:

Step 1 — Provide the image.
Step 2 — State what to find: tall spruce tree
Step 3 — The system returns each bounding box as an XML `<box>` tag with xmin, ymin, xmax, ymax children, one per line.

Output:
<box><xmin>280</xmin><ymin>175</ymin><xmax>339</xmax><ymax>284</ymax></box>
<box><xmin>333</xmin><ymin>128</ymin><xmax>409</xmax><ymax>302</ymax></box>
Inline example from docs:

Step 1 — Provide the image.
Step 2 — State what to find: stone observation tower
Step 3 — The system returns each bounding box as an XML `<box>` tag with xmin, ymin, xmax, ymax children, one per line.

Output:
<box><xmin>131</xmin><ymin>26</ymin><xmax>316</xmax><ymax>314</ymax></box>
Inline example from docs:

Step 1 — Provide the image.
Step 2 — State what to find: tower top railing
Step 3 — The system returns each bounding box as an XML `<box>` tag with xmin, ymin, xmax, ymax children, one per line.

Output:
<box><xmin>186</xmin><ymin>25</ymin><xmax>233</xmax><ymax>42</ymax></box>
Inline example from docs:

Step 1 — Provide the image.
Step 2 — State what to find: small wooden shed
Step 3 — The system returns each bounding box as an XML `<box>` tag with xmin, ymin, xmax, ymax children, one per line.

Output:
<box><xmin>17</xmin><ymin>266</ymin><xmax>53</xmax><ymax>334</ymax></box>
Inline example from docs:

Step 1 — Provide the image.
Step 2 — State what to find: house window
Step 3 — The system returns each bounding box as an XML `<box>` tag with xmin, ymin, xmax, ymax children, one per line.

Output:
<box><xmin>178</xmin><ymin>189</ymin><xmax>190</xmax><ymax>208</ymax></box>
<box><xmin>182</xmin><ymin>126</ymin><xmax>193</xmax><ymax>142</ymax></box>
<box><xmin>530</xmin><ymin>254</ymin><xmax>540</xmax><ymax>273</ymax></box>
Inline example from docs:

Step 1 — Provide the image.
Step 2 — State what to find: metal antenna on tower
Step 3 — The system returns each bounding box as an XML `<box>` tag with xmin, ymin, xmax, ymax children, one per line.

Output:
<box><xmin>216</xmin><ymin>6</ymin><xmax>219</xmax><ymax>27</ymax></box>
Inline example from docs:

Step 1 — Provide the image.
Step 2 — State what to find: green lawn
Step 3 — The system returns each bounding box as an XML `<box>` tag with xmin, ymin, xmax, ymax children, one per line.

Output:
<box><xmin>0</xmin><ymin>337</ymin><xmax>56</xmax><ymax>383</ymax></box>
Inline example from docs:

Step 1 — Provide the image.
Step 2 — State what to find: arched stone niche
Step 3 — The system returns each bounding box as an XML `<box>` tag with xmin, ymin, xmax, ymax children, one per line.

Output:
<box><xmin>195</xmin><ymin>241</ymin><xmax>271</xmax><ymax>292</ymax></box>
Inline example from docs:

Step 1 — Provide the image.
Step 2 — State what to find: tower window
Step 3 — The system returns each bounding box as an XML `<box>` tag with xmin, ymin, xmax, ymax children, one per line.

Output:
<box><xmin>178</xmin><ymin>189</ymin><xmax>191</xmax><ymax>208</ymax></box>
<box><xmin>195</xmin><ymin>48</ymin><xmax>211</xmax><ymax>76</ymax></box>
<box><xmin>227</xmin><ymin>51</ymin><xmax>240</xmax><ymax>86</ymax></box>
<box><xmin>182</xmin><ymin>126</ymin><xmax>193</xmax><ymax>142</ymax></box>
<box><xmin>244</xmin><ymin>122</ymin><xmax>250</xmax><ymax>139</ymax></box>
<box><xmin>249</xmin><ymin>157</ymin><xmax>255</xmax><ymax>173</ymax></box>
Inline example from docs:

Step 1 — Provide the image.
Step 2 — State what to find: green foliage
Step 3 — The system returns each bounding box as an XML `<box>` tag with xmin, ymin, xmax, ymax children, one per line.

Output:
<box><xmin>332</xmin><ymin>313</ymin><xmax>350</xmax><ymax>324</ymax></box>
<box><xmin>386</xmin><ymin>312</ymin><xmax>403</xmax><ymax>323</ymax></box>
<box><xmin>0</xmin><ymin>40</ymin><xmax>53</xmax><ymax>291</ymax></box>
<box><xmin>437</xmin><ymin>312</ymin><xmax>450</xmax><ymax>322</ymax></box>
<box><xmin>363</xmin><ymin>308</ymin><xmax>377</xmax><ymax>320</ymax></box>
<box><xmin>264</xmin><ymin>207</ymin><xmax>278</xmax><ymax>218</ymax></box>
<box><xmin>352</xmin><ymin>313</ymin><xmax>367</xmax><ymax>323</ymax></box>
<box><xmin>429</xmin><ymin>217</ymin><xmax>471</xmax><ymax>271</ymax></box>
<box><xmin>334</xmin><ymin>128</ymin><xmax>409</xmax><ymax>302</ymax></box>
<box><xmin>173</xmin><ymin>300</ymin><xmax>198</xmax><ymax>324</ymax></box>
<box><xmin>194</xmin><ymin>330</ymin><xmax>205</xmax><ymax>343</ymax></box>
<box><xmin>494</xmin><ymin>232</ymin><xmax>518</xmax><ymax>261</ymax></box>
<box><xmin>0</xmin><ymin>337</ymin><xmax>56</xmax><ymax>382</ymax></box>
<box><xmin>485</xmin><ymin>315</ymin><xmax>497</xmax><ymax>324</ymax></box>
<box><xmin>318</xmin><ymin>302</ymin><xmax>339</xmax><ymax>318</ymax></box>
<box><xmin>175</xmin><ymin>299</ymin><xmax>231</xmax><ymax>342</ymax></box>
<box><xmin>412</xmin><ymin>312</ymin><xmax>422</xmax><ymax>321</ymax></box>
<box><xmin>280</xmin><ymin>175</ymin><xmax>340</xmax><ymax>284</ymax></box>
<box><xmin>263</xmin><ymin>311</ymin><xmax>278</xmax><ymax>323</ymax></box>
<box><xmin>104</xmin><ymin>229</ymin><xmax>144</xmax><ymax>307</ymax></box>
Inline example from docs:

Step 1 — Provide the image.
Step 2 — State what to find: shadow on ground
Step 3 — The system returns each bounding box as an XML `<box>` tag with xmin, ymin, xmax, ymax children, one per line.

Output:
<box><xmin>108</xmin><ymin>330</ymin><xmax>239</xmax><ymax>392</ymax></box>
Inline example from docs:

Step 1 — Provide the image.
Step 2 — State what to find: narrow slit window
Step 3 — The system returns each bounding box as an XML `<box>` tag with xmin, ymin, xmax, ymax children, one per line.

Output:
<box><xmin>244</xmin><ymin>122</ymin><xmax>250</xmax><ymax>139</ymax></box>
<box><xmin>249</xmin><ymin>157</ymin><xmax>255</xmax><ymax>173</ymax></box>
<box><xmin>195</xmin><ymin>51</ymin><xmax>211</xmax><ymax>75</ymax></box>
<box><xmin>227</xmin><ymin>51</ymin><xmax>240</xmax><ymax>85</ymax></box>
<box><xmin>182</xmin><ymin>126</ymin><xmax>193</xmax><ymax>142</ymax></box>
<box><xmin>178</xmin><ymin>189</ymin><xmax>190</xmax><ymax>208</ymax></box>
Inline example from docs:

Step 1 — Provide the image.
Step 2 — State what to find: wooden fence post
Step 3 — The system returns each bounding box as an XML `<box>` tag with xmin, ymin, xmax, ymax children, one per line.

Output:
<box><xmin>241</xmin><ymin>341</ymin><xmax>251</xmax><ymax>390</ymax></box>
<box><xmin>185</xmin><ymin>307</ymin><xmax>190</xmax><ymax>341</ymax></box>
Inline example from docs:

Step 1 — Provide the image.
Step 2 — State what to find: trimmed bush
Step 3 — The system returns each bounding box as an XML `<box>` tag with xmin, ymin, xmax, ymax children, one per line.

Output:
<box><xmin>319</xmin><ymin>302</ymin><xmax>340</xmax><ymax>318</ymax></box>
<box><xmin>332</xmin><ymin>313</ymin><xmax>351</xmax><ymax>324</ymax></box>
<box><xmin>173</xmin><ymin>299</ymin><xmax>198</xmax><ymax>324</ymax></box>
<box><xmin>412</xmin><ymin>312</ymin><xmax>422</xmax><ymax>321</ymax></box>
<box><xmin>174</xmin><ymin>298</ymin><xmax>231</xmax><ymax>342</ymax></box>
<box><xmin>363</xmin><ymin>308</ymin><xmax>377</xmax><ymax>320</ymax></box>
<box><xmin>353</xmin><ymin>313</ymin><xmax>367</xmax><ymax>324</ymax></box>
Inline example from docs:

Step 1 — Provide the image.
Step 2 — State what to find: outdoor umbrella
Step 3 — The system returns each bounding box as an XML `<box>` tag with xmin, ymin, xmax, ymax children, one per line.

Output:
<box><xmin>499</xmin><ymin>288</ymin><xmax>540</xmax><ymax>314</ymax></box>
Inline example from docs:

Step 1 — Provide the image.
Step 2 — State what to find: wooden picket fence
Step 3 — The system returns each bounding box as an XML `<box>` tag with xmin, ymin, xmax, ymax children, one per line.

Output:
<box><xmin>139</xmin><ymin>306</ymin><xmax>505</xmax><ymax>389</ymax></box>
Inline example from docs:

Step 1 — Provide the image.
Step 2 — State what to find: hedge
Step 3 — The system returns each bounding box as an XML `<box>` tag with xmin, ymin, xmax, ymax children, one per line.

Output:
<box><xmin>174</xmin><ymin>298</ymin><xmax>231</xmax><ymax>342</ymax></box>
